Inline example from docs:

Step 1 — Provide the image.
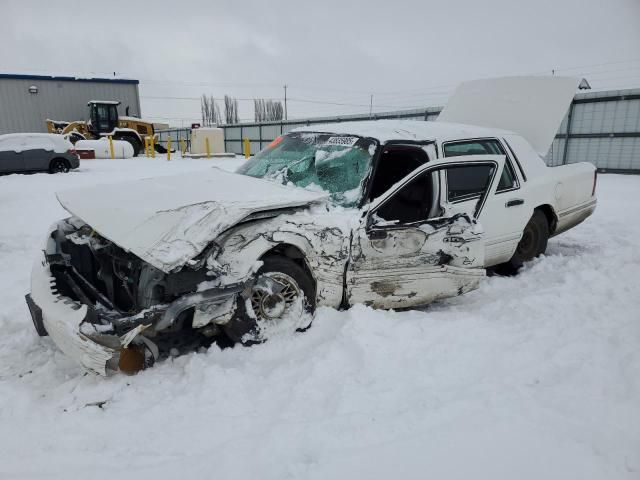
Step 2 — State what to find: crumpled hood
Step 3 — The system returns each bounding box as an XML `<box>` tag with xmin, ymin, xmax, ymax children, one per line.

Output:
<box><xmin>56</xmin><ymin>168</ymin><xmax>327</xmax><ymax>273</ymax></box>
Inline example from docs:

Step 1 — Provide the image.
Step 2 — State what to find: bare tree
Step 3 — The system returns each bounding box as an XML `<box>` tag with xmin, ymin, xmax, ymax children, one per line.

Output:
<box><xmin>254</xmin><ymin>99</ymin><xmax>284</xmax><ymax>122</ymax></box>
<box><xmin>200</xmin><ymin>95</ymin><xmax>221</xmax><ymax>126</ymax></box>
<box><xmin>224</xmin><ymin>95</ymin><xmax>239</xmax><ymax>124</ymax></box>
<box><xmin>200</xmin><ymin>94</ymin><xmax>208</xmax><ymax>126</ymax></box>
<box><xmin>213</xmin><ymin>98</ymin><xmax>222</xmax><ymax>125</ymax></box>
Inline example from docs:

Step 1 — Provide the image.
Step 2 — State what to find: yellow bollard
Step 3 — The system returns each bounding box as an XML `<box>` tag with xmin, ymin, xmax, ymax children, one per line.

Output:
<box><xmin>145</xmin><ymin>137</ymin><xmax>150</xmax><ymax>157</ymax></box>
<box><xmin>151</xmin><ymin>136</ymin><xmax>156</xmax><ymax>158</ymax></box>
<box><xmin>167</xmin><ymin>138</ymin><xmax>172</xmax><ymax>161</ymax></box>
<box><xmin>243</xmin><ymin>137</ymin><xmax>250</xmax><ymax>159</ymax></box>
<box><xmin>180</xmin><ymin>139</ymin><xmax>187</xmax><ymax>155</ymax></box>
<box><xmin>205</xmin><ymin>137</ymin><xmax>211</xmax><ymax>158</ymax></box>
<box><xmin>108</xmin><ymin>136</ymin><xmax>115</xmax><ymax>159</ymax></box>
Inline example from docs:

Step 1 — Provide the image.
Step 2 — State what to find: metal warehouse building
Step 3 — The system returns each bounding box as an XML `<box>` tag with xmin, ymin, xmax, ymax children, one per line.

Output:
<box><xmin>0</xmin><ymin>73</ymin><xmax>141</xmax><ymax>134</ymax></box>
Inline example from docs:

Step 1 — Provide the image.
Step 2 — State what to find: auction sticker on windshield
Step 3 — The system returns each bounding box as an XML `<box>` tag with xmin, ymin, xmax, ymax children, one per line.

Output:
<box><xmin>265</xmin><ymin>136</ymin><xmax>284</xmax><ymax>150</ymax></box>
<box><xmin>325</xmin><ymin>136</ymin><xmax>359</xmax><ymax>147</ymax></box>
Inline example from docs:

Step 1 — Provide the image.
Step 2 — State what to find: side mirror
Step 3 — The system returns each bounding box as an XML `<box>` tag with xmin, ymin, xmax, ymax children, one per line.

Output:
<box><xmin>366</xmin><ymin>210</ymin><xmax>399</xmax><ymax>230</ymax></box>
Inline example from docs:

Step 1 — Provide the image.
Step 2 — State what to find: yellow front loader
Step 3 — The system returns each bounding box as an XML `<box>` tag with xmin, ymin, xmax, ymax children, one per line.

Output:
<box><xmin>46</xmin><ymin>100</ymin><xmax>155</xmax><ymax>156</ymax></box>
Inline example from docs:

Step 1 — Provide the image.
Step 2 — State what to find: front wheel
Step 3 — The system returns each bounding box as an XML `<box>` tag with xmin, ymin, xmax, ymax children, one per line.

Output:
<box><xmin>49</xmin><ymin>158</ymin><xmax>69</xmax><ymax>174</ymax></box>
<box><xmin>223</xmin><ymin>257</ymin><xmax>315</xmax><ymax>345</ymax></box>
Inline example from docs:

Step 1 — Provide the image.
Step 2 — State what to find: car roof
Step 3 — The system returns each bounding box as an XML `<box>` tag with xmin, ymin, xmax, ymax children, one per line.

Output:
<box><xmin>1</xmin><ymin>133</ymin><xmax>63</xmax><ymax>140</ymax></box>
<box><xmin>1</xmin><ymin>133</ymin><xmax>59</xmax><ymax>138</ymax></box>
<box><xmin>0</xmin><ymin>133</ymin><xmax>70</xmax><ymax>147</ymax></box>
<box><xmin>292</xmin><ymin>119</ymin><xmax>515</xmax><ymax>144</ymax></box>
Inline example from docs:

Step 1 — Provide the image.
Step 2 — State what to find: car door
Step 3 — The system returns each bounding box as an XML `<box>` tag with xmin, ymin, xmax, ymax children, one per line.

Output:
<box><xmin>22</xmin><ymin>136</ymin><xmax>53</xmax><ymax>171</ymax></box>
<box><xmin>0</xmin><ymin>137</ymin><xmax>26</xmax><ymax>173</ymax></box>
<box><xmin>346</xmin><ymin>155</ymin><xmax>505</xmax><ymax>309</ymax></box>
<box><xmin>441</xmin><ymin>139</ymin><xmax>530</xmax><ymax>265</ymax></box>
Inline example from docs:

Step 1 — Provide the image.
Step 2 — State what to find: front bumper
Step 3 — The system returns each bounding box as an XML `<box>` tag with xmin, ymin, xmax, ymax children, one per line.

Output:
<box><xmin>25</xmin><ymin>293</ymin><xmax>46</xmax><ymax>336</ymax></box>
<box><xmin>27</xmin><ymin>259</ymin><xmax>118</xmax><ymax>375</ymax></box>
<box><xmin>26</xmin><ymin>254</ymin><xmax>246</xmax><ymax>375</ymax></box>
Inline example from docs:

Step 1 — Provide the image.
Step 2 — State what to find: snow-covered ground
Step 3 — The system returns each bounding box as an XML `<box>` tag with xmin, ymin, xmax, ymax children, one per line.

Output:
<box><xmin>0</xmin><ymin>157</ymin><xmax>638</xmax><ymax>479</ymax></box>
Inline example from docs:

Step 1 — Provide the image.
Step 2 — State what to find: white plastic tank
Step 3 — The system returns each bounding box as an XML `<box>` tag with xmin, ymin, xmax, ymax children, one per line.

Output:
<box><xmin>76</xmin><ymin>139</ymin><xmax>134</xmax><ymax>159</ymax></box>
<box><xmin>190</xmin><ymin>127</ymin><xmax>225</xmax><ymax>155</ymax></box>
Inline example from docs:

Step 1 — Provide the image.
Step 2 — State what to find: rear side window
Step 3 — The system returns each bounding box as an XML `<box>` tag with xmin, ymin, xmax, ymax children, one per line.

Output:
<box><xmin>444</xmin><ymin>139</ymin><xmax>518</xmax><ymax>193</ymax></box>
<box><xmin>446</xmin><ymin>164</ymin><xmax>495</xmax><ymax>202</ymax></box>
<box><xmin>444</xmin><ymin>140</ymin><xmax>503</xmax><ymax>157</ymax></box>
<box><xmin>24</xmin><ymin>136</ymin><xmax>54</xmax><ymax>151</ymax></box>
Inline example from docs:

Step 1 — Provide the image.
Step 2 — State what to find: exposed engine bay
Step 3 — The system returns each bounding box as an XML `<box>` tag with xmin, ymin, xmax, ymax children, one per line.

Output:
<box><xmin>55</xmin><ymin>219</ymin><xmax>210</xmax><ymax>317</ymax></box>
<box><xmin>32</xmin><ymin>217</ymin><xmax>247</xmax><ymax>373</ymax></box>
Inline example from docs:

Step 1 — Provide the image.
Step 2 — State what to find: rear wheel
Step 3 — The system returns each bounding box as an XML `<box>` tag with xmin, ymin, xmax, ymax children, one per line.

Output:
<box><xmin>49</xmin><ymin>158</ymin><xmax>69</xmax><ymax>174</ymax></box>
<box><xmin>223</xmin><ymin>257</ymin><xmax>315</xmax><ymax>345</ymax></box>
<box><xmin>506</xmin><ymin>210</ymin><xmax>549</xmax><ymax>269</ymax></box>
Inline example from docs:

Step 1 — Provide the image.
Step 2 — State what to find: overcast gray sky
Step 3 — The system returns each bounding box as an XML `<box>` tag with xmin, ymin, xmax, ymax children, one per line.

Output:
<box><xmin>3</xmin><ymin>0</ymin><xmax>640</xmax><ymax>125</ymax></box>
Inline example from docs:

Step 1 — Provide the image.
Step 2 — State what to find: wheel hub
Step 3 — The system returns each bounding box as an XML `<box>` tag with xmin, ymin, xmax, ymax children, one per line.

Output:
<box><xmin>249</xmin><ymin>272</ymin><xmax>301</xmax><ymax>322</ymax></box>
<box><xmin>259</xmin><ymin>293</ymin><xmax>287</xmax><ymax>319</ymax></box>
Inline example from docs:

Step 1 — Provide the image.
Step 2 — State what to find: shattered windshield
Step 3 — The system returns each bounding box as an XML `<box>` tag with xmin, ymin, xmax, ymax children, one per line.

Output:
<box><xmin>236</xmin><ymin>132</ymin><xmax>376</xmax><ymax>207</ymax></box>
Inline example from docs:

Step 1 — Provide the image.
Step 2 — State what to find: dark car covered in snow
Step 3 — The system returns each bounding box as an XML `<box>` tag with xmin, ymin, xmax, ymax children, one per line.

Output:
<box><xmin>0</xmin><ymin>133</ymin><xmax>79</xmax><ymax>174</ymax></box>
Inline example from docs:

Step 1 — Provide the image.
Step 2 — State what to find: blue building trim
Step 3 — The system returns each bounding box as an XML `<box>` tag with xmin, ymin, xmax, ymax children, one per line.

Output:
<box><xmin>0</xmin><ymin>73</ymin><xmax>139</xmax><ymax>85</ymax></box>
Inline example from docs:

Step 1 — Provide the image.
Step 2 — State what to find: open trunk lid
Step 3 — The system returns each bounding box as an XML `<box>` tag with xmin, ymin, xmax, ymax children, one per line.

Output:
<box><xmin>56</xmin><ymin>168</ymin><xmax>327</xmax><ymax>273</ymax></box>
<box><xmin>436</xmin><ymin>76</ymin><xmax>585</xmax><ymax>156</ymax></box>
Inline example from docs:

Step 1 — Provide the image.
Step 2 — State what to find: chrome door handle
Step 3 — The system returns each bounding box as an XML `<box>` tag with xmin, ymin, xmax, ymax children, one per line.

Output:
<box><xmin>505</xmin><ymin>199</ymin><xmax>524</xmax><ymax>207</ymax></box>
<box><xmin>368</xmin><ymin>229</ymin><xmax>388</xmax><ymax>240</ymax></box>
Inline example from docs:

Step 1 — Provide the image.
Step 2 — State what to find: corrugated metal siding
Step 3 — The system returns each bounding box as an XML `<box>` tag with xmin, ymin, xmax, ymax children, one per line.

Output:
<box><xmin>0</xmin><ymin>78</ymin><xmax>140</xmax><ymax>134</ymax></box>
<box><xmin>543</xmin><ymin>88</ymin><xmax>640</xmax><ymax>170</ymax></box>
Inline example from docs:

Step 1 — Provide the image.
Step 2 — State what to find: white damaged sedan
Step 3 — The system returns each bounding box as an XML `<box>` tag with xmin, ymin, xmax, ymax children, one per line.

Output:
<box><xmin>26</xmin><ymin>77</ymin><xmax>596</xmax><ymax>375</ymax></box>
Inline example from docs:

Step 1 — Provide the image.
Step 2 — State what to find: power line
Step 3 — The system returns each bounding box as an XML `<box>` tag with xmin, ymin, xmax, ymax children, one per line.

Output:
<box><xmin>137</xmin><ymin>58</ymin><xmax>640</xmax><ymax>124</ymax></box>
<box><xmin>139</xmin><ymin>79</ymin><xmax>283</xmax><ymax>89</ymax></box>
<box><xmin>140</xmin><ymin>94</ymin><xmax>429</xmax><ymax>110</ymax></box>
<box><xmin>530</xmin><ymin>57</ymin><xmax>640</xmax><ymax>75</ymax></box>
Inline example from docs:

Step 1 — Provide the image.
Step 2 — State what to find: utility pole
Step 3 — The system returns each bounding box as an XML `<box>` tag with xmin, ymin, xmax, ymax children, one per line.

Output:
<box><xmin>283</xmin><ymin>84</ymin><xmax>288</xmax><ymax>121</ymax></box>
<box><xmin>369</xmin><ymin>94</ymin><xmax>373</xmax><ymax>118</ymax></box>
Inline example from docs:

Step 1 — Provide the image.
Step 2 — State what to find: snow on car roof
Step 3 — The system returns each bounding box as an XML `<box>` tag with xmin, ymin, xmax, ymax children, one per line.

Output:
<box><xmin>0</xmin><ymin>133</ymin><xmax>72</xmax><ymax>153</ymax></box>
<box><xmin>0</xmin><ymin>132</ymin><xmax>69</xmax><ymax>141</ymax></box>
<box><xmin>293</xmin><ymin>119</ymin><xmax>515</xmax><ymax>144</ymax></box>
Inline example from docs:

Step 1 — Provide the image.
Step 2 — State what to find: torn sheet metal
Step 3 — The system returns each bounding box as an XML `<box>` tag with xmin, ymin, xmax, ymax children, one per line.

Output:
<box><xmin>347</xmin><ymin>215</ymin><xmax>485</xmax><ymax>308</ymax></box>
